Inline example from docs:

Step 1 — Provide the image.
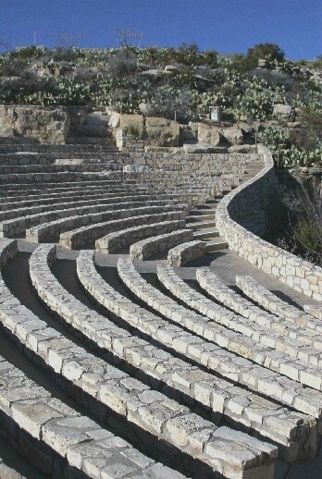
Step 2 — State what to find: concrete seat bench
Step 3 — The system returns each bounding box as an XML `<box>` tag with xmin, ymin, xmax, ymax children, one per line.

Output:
<box><xmin>236</xmin><ymin>275</ymin><xmax>322</xmax><ymax>334</ymax></box>
<box><xmin>156</xmin><ymin>263</ymin><xmax>322</xmax><ymax>391</ymax></box>
<box><xmin>129</xmin><ymin>229</ymin><xmax>193</xmax><ymax>260</ymax></box>
<box><xmin>117</xmin><ymin>258</ymin><xmax>321</xmax><ymax>415</ymax></box>
<box><xmin>58</xmin><ymin>206</ymin><xmax>186</xmax><ymax>249</ymax></box>
<box><xmin>167</xmin><ymin>240</ymin><xmax>206</xmax><ymax>266</ymax></box>
<box><xmin>96</xmin><ymin>220</ymin><xmax>187</xmax><ymax>253</ymax></box>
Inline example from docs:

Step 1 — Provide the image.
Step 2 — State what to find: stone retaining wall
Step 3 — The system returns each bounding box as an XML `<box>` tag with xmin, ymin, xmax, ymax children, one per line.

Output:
<box><xmin>216</xmin><ymin>144</ymin><xmax>322</xmax><ymax>301</ymax></box>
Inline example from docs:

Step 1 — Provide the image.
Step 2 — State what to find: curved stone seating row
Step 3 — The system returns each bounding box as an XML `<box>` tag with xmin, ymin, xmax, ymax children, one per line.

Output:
<box><xmin>0</xmin><ymin>152</ymin><xmax>104</xmax><ymax>166</ymax></box>
<box><xmin>18</xmin><ymin>244</ymin><xmax>279</xmax><ymax>478</ymax></box>
<box><xmin>0</xmin><ymin>171</ymin><xmax>119</xmax><ymax>184</ymax></box>
<box><xmin>196</xmin><ymin>268</ymin><xmax>322</xmax><ymax>350</ymax></box>
<box><xmin>116</xmin><ymin>258</ymin><xmax>322</xmax><ymax>417</ymax></box>
<box><xmin>29</xmin><ymin>245</ymin><xmax>312</xmax><ymax>461</ymax></box>
<box><xmin>71</xmin><ymin>249</ymin><xmax>315</xmax><ymax>461</ymax></box>
<box><xmin>0</xmin><ymin>142</ymin><xmax>121</xmax><ymax>154</ymax></box>
<box><xmin>0</xmin><ymin>193</ymin><xmax>175</xmax><ymax>222</ymax></box>
<box><xmin>1</xmin><ymin>199</ymin><xmax>177</xmax><ymax>239</ymax></box>
<box><xmin>235</xmin><ymin>275</ymin><xmax>322</xmax><ymax>335</ymax></box>
<box><xmin>129</xmin><ymin>230</ymin><xmax>193</xmax><ymax>260</ymax></box>
<box><xmin>96</xmin><ymin>220</ymin><xmax>187</xmax><ymax>253</ymax></box>
<box><xmin>0</xmin><ymin>183</ymin><xmax>150</xmax><ymax>204</ymax></box>
<box><xmin>0</xmin><ymin>241</ymin><xmax>193</xmax><ymax>479</ymax></box>
<box><xmin>0</xmin><ymin>174</ymin><xmax>145</xmax><ymax>192</ymax></box>
<box><xmin>158</xmin><ymin>266</ymin><xmax>322</xmax><ymax>360</ymax></box>
<box><xmin>156</xmin><ymin>264</ymin><xmax>322</xmax><ymax>391</ymax></box>
<box><xmin>32</xmin><ymin>206</ymin><xmax>185</xmax><ymax>246</ymax></box>
<box><xmin>304</xmin><ymin>304</ymin><xmax>322</xmax><ymax>321</ymax></box>
<box><xmin>0</xmin><ymin>163</ymin><xmax>116</xmax><ymax>174</ymax></box>
<box><xmin>0</xmin><ymin>354</ymin><xmax>186</xmax><ymax>479</ymax></box>
<box><xmin>0</xmin><ymin>187</ymin><xmax>152</xmax><ymax>212</ymax></box>
<box><xmin>167</xmin><ymin>240</ymin><xmax>206</xmax><ymax>266</ymax></box>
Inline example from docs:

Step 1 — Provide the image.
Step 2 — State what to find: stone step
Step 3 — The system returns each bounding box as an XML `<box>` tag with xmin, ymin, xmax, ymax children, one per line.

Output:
<box><xmin>205</xmin><ymin>239</ymin><xmax>228</xmax><ymax>251</ymax></box>
<box><xmin>193</xmin><ymin>228</ymin><xmax>220</xmax><ymax>240</ymax></box>
<box><xmin>188</xmin><ymin>208</ymin><xmax>217</xmax><ymax>216</ymax></box>
<box><xmin>187</xmin><ymin>214</ymin><xmax>215</xmax><ymax>222</ymax></box>
<box><xmin>186</xmin><ymin>220</ymin><xmax>216</xmax><ymax>231</ymax></box>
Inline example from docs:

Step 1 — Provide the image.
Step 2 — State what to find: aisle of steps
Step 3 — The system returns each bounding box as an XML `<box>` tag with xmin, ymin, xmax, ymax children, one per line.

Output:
<box><xmin>185</xmin><ymin>159</ymin><xmax>263</xmax><ymax>253</ymax></box>
<box><xmin>1</xmin><ymin>137</ymin><xmax>321</xmax><ymax>479</ymax></box>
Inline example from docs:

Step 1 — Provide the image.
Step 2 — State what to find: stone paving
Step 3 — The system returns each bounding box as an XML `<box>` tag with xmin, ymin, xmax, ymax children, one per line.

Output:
<box><xmin>0</xmin><ymin>139</ymin><xmax>321</xmax><ymax>478</ymax></box>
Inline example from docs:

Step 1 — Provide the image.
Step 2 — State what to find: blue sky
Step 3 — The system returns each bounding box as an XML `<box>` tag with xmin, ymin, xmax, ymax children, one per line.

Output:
<box><xmin>1</xmin><ymin>0</ymin><xmax>321</xmax><ymax>59</ymax></box>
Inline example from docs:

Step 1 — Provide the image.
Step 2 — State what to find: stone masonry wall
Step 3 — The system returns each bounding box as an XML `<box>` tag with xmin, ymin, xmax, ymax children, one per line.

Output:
<box><xmin>216</xmin><ymin>144</ymin><xmax>322</xmax><ymax>301</ymax></box>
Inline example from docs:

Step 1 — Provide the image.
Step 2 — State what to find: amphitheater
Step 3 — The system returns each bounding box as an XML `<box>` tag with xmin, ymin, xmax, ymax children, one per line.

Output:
<box><xmin>0</xmin><ymin>131</ymin><xmax>321</xmax><ymax>479</ymax></box>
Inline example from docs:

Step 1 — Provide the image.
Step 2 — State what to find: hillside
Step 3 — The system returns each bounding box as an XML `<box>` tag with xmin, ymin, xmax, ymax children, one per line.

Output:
<box><xmin>1</xmin><ymin>43</ymin><xmax>322</xmax><ymax>168</ymax></box>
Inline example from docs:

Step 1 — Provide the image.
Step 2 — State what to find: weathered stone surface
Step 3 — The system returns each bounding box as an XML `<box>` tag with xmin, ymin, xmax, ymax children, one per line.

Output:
<box><xmin>145</xmin><ymin>117</ymin><xmax>180</xmax><ymax>147</ymax></box>
<box><xmin>222</xmin><ymin>126</ymin><xmax>244</xmax><ymax>145</ymax></box>
<box><xmin>0</xmin><ymin>105</ymin><xmax>70</xmax><ymax>143</ymax></box>
<box><xmin>119</xmin><ymin>113</ymin><xmax>145</xmax><ymax>138</ymax></box>
<box><xmin>196</xmin><ymin>122</ymin><xmax>222</xmax><ymax>146</ymax></box>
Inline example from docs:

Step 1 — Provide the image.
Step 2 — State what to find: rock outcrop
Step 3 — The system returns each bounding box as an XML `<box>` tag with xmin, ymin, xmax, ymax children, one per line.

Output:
<box><xmin>0</xmin><ymin>105</ymin><xmax>70</xmax><ymax>143</ymax></box>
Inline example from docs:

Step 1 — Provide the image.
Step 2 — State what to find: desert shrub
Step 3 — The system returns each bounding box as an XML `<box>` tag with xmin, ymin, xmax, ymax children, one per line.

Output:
<box><xmin>0</xmin><ymin>73</ymin><xmax>56</xmax><ymax>103</ymax></box>
<box><xmin>51</xmin><ymin>47</ymin><xmax>84</xmax><ymax>63</ymax></box>
<box><xmin>144</xmin><ymin>85</ymin><xmax>197</xmax><ymax>122</ymax></box>
<box><xmin>107</xmin><ymin>50</ymin><xmax>138</xmax><ymax>78</ymax></box>
<box><xmin>296</xmin><ymin>107</ymin><xmax>322</xmax><ymax>149</ymax></box>
<box><xmin>257</xmin><ymin>125</ymin><xmax>322</xmax><ymax>167</ymax></box>
<box><xmin>246</xmin><ymin>43</ymin><xmax>285</xmax><ymax>68</ymax></box>
<box><xmin>10</xmin><ymin>46</ymin><xmax>46</xmax><ymax>60</ymax></box>
<box><xmin>234</xmin><ymin>79</ymin><xmax>285</xmax><ymax>120</ymax></box>
<box><xmin>0</xmin><ymin>57</ymin><xmax>29</xmax><ymax>77</ymax></box>
<box><xmin>285</xmin><ymin>188</ymin><xmax>322</xmax><ymax>265</ymax></box>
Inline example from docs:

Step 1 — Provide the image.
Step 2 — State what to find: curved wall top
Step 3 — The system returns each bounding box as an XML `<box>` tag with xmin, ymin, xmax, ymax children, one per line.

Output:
<box><xmin>216</xmin><ymin>144</ymin><xmax>322</xmax><ymax>301</ymax></box>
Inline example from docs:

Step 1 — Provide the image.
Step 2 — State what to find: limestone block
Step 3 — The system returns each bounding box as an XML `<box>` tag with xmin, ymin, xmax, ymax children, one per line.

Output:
<box><xmin>145</xmin><ymin>116</ymin><xmax>180</xmax><ymax>147</ymax></box>
<box><xmin>0</xmin><ymin>105</ymin><xmax>70</xmax><ymax>143</ymax></box>
<box><xmin>197</xmin><ymin>122</ymin><xmax>222</xmax><ymax>146</ymax></box>
<box><xmin>222</xmin><ymin>127</ymin><xmax>244</xmax><ymax>145</ymax></box>
<box><xmin>119</xmin><ymin>114</ymin><xmax>145</xmax><ymax>138</ymax></box>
